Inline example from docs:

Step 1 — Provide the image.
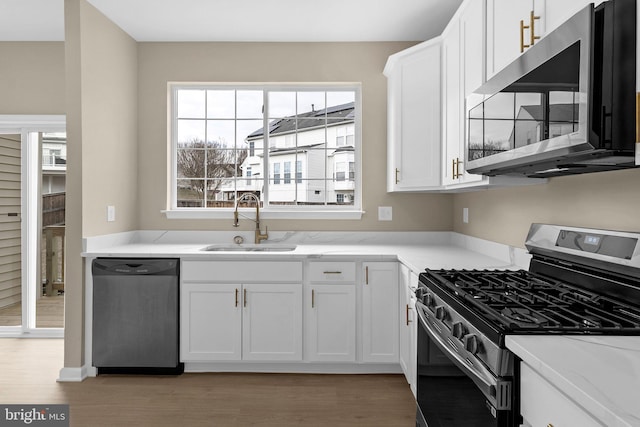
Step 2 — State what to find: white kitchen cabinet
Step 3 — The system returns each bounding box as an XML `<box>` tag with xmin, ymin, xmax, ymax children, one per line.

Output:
<box><xmin>181</xmin><ymin>283</ymin><xmax>242</xmax><ymax>361</ymax></box>
<box><xmin>181</xmin><ymin>282</ymin><xmax>302</xmax><ymax>362</ymax></box>
<box><xmin>398</xmin><ymin>264</ymin><xmax>417</xmax><ymax>398</ymax></box>
<box><xmin>384</xmin><ymin>39</ymin><xmax>442</xmax><ymax>192</ymax></box>
<box><xmin>362</xmin><ymin>262</ymin><xmax>399</xmax><ymax>363</ymax></box>
<box><xmin>520</xmin><ymin>362</ymin><xmax>601</xmax><ymax>427</ymax></box>
<box><xmin>544</xmin><ymin>0</ymin><xmax>605</xmax><ymax>35</ymax></box>
<box><xmin>486</xmin><ymin>0</ymin><xmax>544</xmax><ymax>80</ymax></box>
<box><xmin>242</xmin><ymin>283</ymin><xmax>303</xmax><ymax>361</ymax></box>
<box><xmin>441</xmin><ymin>18</ymin><xmax>462</xmax><ymax>187</ymax></box>
<box><xmin>305</xmin><ymin>284</ymin><xmax>356</xmax><ymax>362</ymax></box>
<box><xmin>180</xmin><ymin>261</ymin><xmax>303</xmax><ymax>362</ymax></box>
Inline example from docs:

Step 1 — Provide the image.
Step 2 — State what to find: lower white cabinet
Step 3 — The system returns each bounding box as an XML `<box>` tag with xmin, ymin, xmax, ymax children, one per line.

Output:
<box><xmin>520</xmin><ymin>362</ymin><xmax>601</xmax><ymax>427</ymax></box>
<box><xmin>398</xmin><ymin>264</ymin><xmax>417</xmax><ymax>397</ymax></box>
<box><xmin>305</xmin><ymin>284</ymin><xmax>356</xmax><ymax>362</ymax></box>
<box><xmin>181</xmin><ymin>282</ymin><xmax>302</xmax><ymax>362</ymax></box>
<box><xmin>362</xmin><ymin>262</ymin><xmax>399</xmax><ymax>363</ymax></box>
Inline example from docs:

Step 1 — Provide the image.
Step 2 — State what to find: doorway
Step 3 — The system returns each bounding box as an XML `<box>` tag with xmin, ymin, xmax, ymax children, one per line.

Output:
<box><xmin>0</xmin><ymin>116</ymin><xmax>65</xmax><ymax>337</ymax></box>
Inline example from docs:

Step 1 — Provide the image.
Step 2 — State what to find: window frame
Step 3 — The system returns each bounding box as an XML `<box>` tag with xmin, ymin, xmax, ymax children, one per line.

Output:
<box><xmin>166</xmin><ymin>82</ymin><xmax>363</xmax><ymax>220</ymax></box>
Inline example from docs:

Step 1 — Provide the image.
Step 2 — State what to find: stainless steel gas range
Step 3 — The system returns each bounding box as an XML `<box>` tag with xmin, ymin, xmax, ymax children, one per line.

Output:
<box><xmin>415</xmin><ymin>224</ymin><xmax>640</xmax><ymax>427</ymax></box>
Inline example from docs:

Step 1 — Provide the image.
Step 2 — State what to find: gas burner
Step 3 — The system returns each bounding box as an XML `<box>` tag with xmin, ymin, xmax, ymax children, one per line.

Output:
<box><xmin>501</xmin><ymin>307</ymin><xmax>551</xmax><ymax>327</ymax></box>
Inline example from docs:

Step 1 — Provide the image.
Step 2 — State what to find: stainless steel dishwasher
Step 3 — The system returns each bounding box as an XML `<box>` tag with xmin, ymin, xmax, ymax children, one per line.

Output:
<box><xmin>92</xmin><ymin>258</ymin><xmax>183</xmax><ymax>375</ymax></box>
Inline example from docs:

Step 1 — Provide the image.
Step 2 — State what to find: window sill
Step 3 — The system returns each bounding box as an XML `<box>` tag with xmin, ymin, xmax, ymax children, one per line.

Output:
<box><xmin>163</xmin><ymin>209</ymin><xmax>364</xmax><ymax>220</ymax></box>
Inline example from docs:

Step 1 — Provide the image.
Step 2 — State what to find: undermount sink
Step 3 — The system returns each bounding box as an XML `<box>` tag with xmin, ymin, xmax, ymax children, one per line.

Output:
<box><xmin>200</xmin><ymin>244</ymin><xmax>297</xmax><ymax>252</ymax></box>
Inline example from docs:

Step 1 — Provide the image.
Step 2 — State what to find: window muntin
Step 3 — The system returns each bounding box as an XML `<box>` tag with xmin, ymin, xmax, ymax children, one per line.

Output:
<box><xmin>172</xmin><ymin>84</ymin><xmax>360</xmax><ymax>211</ymax></box>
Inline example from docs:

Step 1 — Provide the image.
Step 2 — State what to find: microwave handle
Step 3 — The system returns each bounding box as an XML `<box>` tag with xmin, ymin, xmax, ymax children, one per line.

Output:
<box><xmin>415</xmin><ymin>301</ymin><xmax>510</xmax><ymax>410</ymax></box>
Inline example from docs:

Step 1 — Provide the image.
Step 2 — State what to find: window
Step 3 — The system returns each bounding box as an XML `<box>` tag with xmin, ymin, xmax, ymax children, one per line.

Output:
<box><xmin>170</xmin><ymin>84</ymin><xmax>361</xmax><ymax>217</ymax></box>
<box><xmin>273</xmin><ymin>163</ymin><xmax>280</xmax><ymax>185</ymax></box>
<box><xmin>284</xmin><ymin>161</ymin><xmax>291</xmax><ymax>184</ymax></box>
<box><xmin>336</xmin><ymin>162</ymin><xmax>346</xmax><ymax>181</ymax></box>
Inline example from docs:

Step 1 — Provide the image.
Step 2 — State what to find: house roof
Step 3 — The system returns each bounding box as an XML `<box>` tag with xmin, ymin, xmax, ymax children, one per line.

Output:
<box><xmin>247</xmin><ymin>102</ymin><xmax>355</xmax><ymax>140</ymax></box>
<box><xmin>518</xmin><ymin>103</ymin><xmax>578</xmax><ymax>122</ymax></box>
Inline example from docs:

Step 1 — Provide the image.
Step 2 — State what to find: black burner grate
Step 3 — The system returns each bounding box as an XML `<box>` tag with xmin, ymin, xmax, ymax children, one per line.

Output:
<box><xmin>424</xmin><ymin>269</ymin><xmax>640</xmax><ymax>334</ymax></box>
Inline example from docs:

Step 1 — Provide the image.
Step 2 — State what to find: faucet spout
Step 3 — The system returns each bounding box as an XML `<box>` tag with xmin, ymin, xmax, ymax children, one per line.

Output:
<box><xmin>233</xmin><ymin>193</ymin><xmax>269</xmax><ymax>244</ymax></box>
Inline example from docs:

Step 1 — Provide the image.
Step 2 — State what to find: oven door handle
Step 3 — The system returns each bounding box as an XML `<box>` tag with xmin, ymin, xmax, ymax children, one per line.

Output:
<box><xmin>416</xmin><ymin>301</ymin><xmax>505</xmax><ymax>409</ymax></box>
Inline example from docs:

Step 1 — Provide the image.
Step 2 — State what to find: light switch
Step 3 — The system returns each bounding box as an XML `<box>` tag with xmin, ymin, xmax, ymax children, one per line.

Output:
<box><xmin>463</xmin><ymin>207</ymin><xmax>469</xmax><ymax>224</ymax></box>
<box><xmin>107</xmin><ymin>205</ymin><xmax>116</xmax><ymax>222</ymax></box>
<box><xmin>378</xmin><ymin>206</ymin><xmax>393</xmax><ymax>221</ymax></box>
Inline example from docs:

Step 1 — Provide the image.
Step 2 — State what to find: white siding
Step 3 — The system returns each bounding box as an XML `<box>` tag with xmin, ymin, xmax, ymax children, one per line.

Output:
<box><xmin>0</xmin><ymin>135</ymin><xmax>21</xmax><ymax>309</ymax></box>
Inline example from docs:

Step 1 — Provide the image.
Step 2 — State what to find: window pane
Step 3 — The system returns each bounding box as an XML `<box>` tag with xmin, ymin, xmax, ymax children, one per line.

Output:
<box><xmin>207</xmin><ymin>90</ymin><xmax>235</xmax><ymax>119</ymax></box>
<box><xmin>238</xmin><ymin>119</ymin><xmax>263</xmax><ymax>150</ymax></box>
<box><xmin>236</xmin><ymin>178</ymin><xmax>263</xmax><ymax>195</ymax></box>
<box><xmin>177</xmin><ymin>120</ymin><xmax>205</xmax><ymax>147</ymax></box>
<box><xmin>206</xmin><ymin>120</ymin><xmax>235</xmax><ymax>148</ymax></box>
<box><xmin>207</xmin><ymin>148</ymin><xmax>237</xmax><ymax>179</ymax></box>
<box><xmin>297</xmin><ymin>92</ymin><xmax>326</xmax><ymax>114</ymax></box>
<box><xmin>237</xmin><ymin>91</ymin><xmax>263</xmax><ymax>119</ymax></box>
<box><xmin>177</xmin><ymin>149</ymin><xmax>205</xmax><ymax>178</ymax></box>
<box><xmin>177</xmin><ymin>179</ymin><xmax>204</xmax><ymax>207</ymax></box>
<box><xmin>327</xmin><ymin>91</ymin><xmax>355</xmax><ymax>107</ymax></box>
<box><xmin>177</xmin><ymin>90</ymin><xmax>205</xmax><ymax>118</ymax></box>
<box><xmin>206</xmin><ymin>179</ymin><xmax>235</xmax><ymax>207</ymax></box>
<box><xmin>269</xmin><ymin>92</ymin><xmax>296</xmax><ymax>118</ymax></box>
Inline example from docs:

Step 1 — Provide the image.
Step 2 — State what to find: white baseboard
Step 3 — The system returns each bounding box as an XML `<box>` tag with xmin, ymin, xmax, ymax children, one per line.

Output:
<box><xmin>57</xmin><ymin>366</ymin><xmax>88</xmax><ymax>382</ymax></box>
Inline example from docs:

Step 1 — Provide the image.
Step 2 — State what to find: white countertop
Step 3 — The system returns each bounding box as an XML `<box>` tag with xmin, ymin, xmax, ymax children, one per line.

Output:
<box><xmin>82</xmin><ymin>230</ymin><xmax>531</xmax><ymax>274</ymax></box>
<box><xmin>507</xmin><ymin>335</ymin><xmax>640</xmax><ymax>427</ymax></box>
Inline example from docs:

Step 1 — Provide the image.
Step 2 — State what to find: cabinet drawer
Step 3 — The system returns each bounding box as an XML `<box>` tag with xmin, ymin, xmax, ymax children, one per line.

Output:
<box><xmin>182</xmin><ymin>261</ymin><xmax>302</xmax><ymax>283</ymax></box>
<box><xmin>308</xmin><ymin>262</ymin><xmax>356</xmax><ymax>283</ymax></box>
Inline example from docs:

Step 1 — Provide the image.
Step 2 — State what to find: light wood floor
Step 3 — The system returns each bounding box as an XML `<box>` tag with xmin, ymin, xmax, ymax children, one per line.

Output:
<box><xmin>0</xmin><ymin>339</ymin><xmax>416</xmax><ymax>426</ymax></box>
<box><xmin>0</xmin><ymin>295</ymin><xmax>64</xmax><ymax>328</ymax></box>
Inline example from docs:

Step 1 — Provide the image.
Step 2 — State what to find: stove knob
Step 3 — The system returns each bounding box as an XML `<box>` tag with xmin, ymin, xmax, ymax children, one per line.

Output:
<box><xmin>434</xmin><ymin>305</ymin><xmax>447</xmax><ymax>321</ymax></box>
<box><xmin>463</xmin><ymin>334</ymin><xmax>479</xmax><ymax>355</ymax></box>
<box><xmin>452</xmin><ymin>322</ymin><xmax>467</xmax><ymax>340</ymax></box>
<box><xmin>424</xmin><ymin>293</ymin><xmax>434</xmax><ymax>307</ymax></box>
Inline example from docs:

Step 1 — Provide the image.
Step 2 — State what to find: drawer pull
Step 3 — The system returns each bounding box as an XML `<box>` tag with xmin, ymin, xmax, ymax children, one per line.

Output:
<box><xmin>365</xmin><ymin>266</ymin><xmax>369</xmax><ymax>284</ymax></box>
<box><xmin>323</xmin><ymin>271</ymin><xmax>342</xmax><ymax>274</ymax></box>
<box><xmin>235</xmin><ymin>288</ymin><xmax>239</xmax><ymax>307</ymax></box>
<box><xmin>243</xmin><ymin>288</ymin><xmax>247</xmax><ymax>308</ymax></box>
<box><xmin>312</xmin><ymin>289</ymin><xmax>315</xmax><ymax>308</ymax></box>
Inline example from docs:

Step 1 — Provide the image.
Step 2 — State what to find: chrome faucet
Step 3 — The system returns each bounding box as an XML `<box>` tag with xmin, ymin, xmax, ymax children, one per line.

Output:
<box><xmin>233</xmin><ymin>193</ymin><xmax>268</xmax><ymax>244</ymax></box>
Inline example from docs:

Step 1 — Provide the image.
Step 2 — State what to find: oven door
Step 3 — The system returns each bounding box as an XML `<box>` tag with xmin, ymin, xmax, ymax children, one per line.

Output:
<box><xmin>415</xmin><ymin>301</ymin><xmax>514</xmax><ymax>427</ymax></box>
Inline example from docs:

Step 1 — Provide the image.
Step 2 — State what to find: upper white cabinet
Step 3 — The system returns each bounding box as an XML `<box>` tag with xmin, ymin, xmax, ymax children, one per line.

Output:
<box><xmin>487</xmin><ymin>0</ymin><xmax>603</xmax><ymax>80</ymax></box>
<box><xmin>442</xmin><ymin>0</ymin><xmax>487</xmax><ymax>187</ymax></box>
<box><xmin>486</xmin><ymin>0</ymin><xmax>543</xmax><ymax>80</ymax></box>
<box><xmin>384</xmin><ymin>39</ymin><xmax>442</xmax><ymax>192</ymax></box>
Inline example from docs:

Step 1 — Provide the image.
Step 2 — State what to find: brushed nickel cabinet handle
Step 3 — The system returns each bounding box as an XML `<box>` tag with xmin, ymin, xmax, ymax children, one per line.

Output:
<box><xmin>406</xmin><ymin>304</ymin><xmax>412</xmax><ymax>325</ymax></box>
<box><xmin>456</xmin><ymin>158</ymin><xmax>462</xmax><ymax>179</ymax></box>
<box><xmin>235</xmin><ymin>288</ymin><xmax>239</xmax><ymax>307</ymax></box>
<box><xmin>243</xmin><ymin>288</ymin><xmax>247</xmax><ymax>307</ymax></box>
<box><xmin>395</xmin><ymin>168</ymin><xmax>400</xmax><ymax>184</ymax></box>
<box><xmin>323</xmin><ymin>271</ymin><xmax>342</xmax><ymax>274</ymax></box>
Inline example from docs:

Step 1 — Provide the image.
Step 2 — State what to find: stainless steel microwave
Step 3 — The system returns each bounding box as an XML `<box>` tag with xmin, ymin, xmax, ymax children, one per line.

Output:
<box><xmin>466</xmin><ymin>0</ymin><xmax>637</xmax><ymax>178</ymax></box>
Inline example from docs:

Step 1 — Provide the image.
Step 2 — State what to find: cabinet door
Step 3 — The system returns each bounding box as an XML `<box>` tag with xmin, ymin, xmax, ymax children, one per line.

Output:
<box><xmin>181</xmin><ymin>283</ymin><xmax>242</xmax><ymax>361</ymax></box>
<box><xmin>242</xmin><ymin>283</ymin><xmax>303</xmax><ymax>361</ymax></box>
<box><xmin>545</xmin><ymin>0</ymin><xmax>604</xmax><ymax>35</ymax></box>
<box><xmin>398</xmin><ymin>265</ymin><xmax>414</xmax><ymax>386</ymax></box>
<box><xmin>306</xmin><ymin>284</ymin><xmax>356</xmax><ymax>362</ymax></box>
<box><xmin>442</xmin><ymin>19</ymin><xmax>462</xmax><ymax>186</ymax></box>
<box><xmin>387</xmin><ymin>41</ymin><xmax>442</xmax><ymax>191</ymax></box>
<box><xmin>460</xmin><ymin>0</ymin><xmax>487</xmax><ymax>184</ymax></box>
<box><xmin>486</xmin><ymin>0</ymin><xmax>537</xmax><ymax>79</ymax></box>
<box><xmin>520</xmin><ymin>362</ymin><xmax>602</xmax><ymax>427</ymax></box>
<box><xmin>362</xmin><ymin>262</ymin><xmax>399</xmax><ymax>363</ymax></box>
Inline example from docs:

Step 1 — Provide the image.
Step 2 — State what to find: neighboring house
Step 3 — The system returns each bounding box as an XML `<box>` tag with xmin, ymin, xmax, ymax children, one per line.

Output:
<box><xmin>226</xmin><ymin>102</ymin><xmax>355</xmax><ymax>205</ymax></box>
<box><xmin>510</xmin><ymin>103</ymin><xmax>578</xmax><ymax>149</ymax></box>
<box><xmin>42</xmin><ymin>132</ymin><xmax>67</xmax><ymax>195</ymax></box>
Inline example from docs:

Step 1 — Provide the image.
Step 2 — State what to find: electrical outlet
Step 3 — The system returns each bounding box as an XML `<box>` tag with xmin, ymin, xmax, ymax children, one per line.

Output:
<box><xmin>107</xmin><ymin>205</ymin><xmax>116</xmax><ymax>222</ymax></box>
<box><xmin>463</xmin><ymin>207</ymin><xmax>469</xmax><ymax>224</ymax></box>
<box><xmin>378</xmin><ymin>206</ymin><xmax>393</xmax><ymax>221</ymax></box>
